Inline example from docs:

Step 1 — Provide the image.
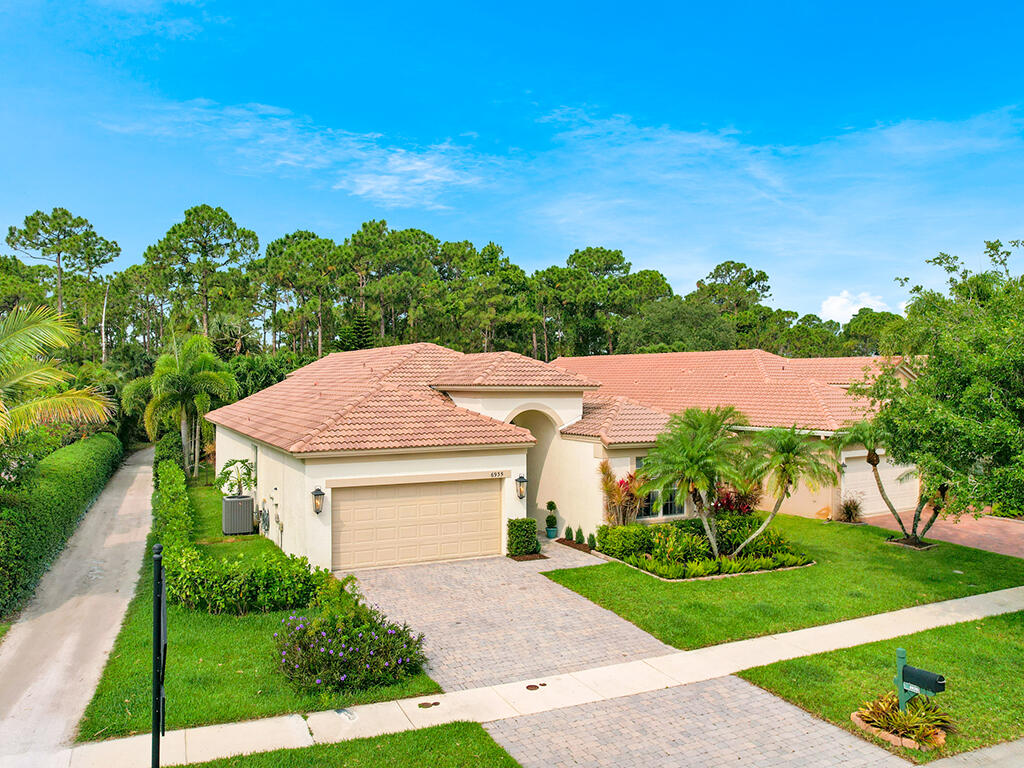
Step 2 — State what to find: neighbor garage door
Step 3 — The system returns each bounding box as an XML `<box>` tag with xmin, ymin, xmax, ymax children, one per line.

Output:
<box><xmin>842</xmin><ymin>455</ymin><xmax>919</xmax><ymax>516</ymax></box>
<box><xmin>331</xmin><ymin>478</ymin><xmax>502</xmax><ymax>570</ymax></box>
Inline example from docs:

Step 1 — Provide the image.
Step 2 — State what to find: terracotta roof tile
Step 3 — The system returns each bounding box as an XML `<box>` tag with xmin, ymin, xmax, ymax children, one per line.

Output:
<box><xmin>553</xmin><ymin>349</ymin><xmax>888</xmax><ymax>434</ymax></box>
<box><xmin>207</xmin><ymin>343</ymin><xmax>535</xmax><ymax>454</ymax></box>
<box><xmin>562</xmin><ymin>395</ymin><xmax>670</xmax><ymax>446</ymax></box>
<box><xmin>431</xmin><ymin>351</ymin><xmax>599</xmax><ymax>388</ymax></box>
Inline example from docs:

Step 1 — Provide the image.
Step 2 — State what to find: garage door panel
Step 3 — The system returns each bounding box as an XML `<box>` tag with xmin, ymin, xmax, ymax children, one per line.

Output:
<box><xmin>332</xmin><ymin>478</ymin><xmax>502</xmax><ymax>569</ymax></box>
<box><xmin>843</xmin><ymin>456</ymin><xmax>919</xmax><ymax>516</ymax></box>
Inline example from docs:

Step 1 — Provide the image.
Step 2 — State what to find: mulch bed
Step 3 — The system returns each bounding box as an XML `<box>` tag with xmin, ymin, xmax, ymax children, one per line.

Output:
<box><xmin>850</xmin><ymin>711</ymin><xmax>946</xmax><ymax>751</ymax></box>
<box><xmin>556</xmin><ymin>538</ymin><xmax>593</xmax><ymax>554</ymax></box>
<box><xmin>885</xmin><ymin>537</ymin><xmax>937</xmax><ymax>550</ymax></box>
<box><xmin>508</xmin><ymin>553</ymin><xmax>548</xmax><ymax>561</ymax></box>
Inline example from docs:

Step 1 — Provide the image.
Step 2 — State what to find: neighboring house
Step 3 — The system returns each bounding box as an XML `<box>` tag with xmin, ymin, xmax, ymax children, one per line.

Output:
<box><xmin>207</xmin><ymin>343</ymin><xmax>916</xmax><ymax>572</ymax></box>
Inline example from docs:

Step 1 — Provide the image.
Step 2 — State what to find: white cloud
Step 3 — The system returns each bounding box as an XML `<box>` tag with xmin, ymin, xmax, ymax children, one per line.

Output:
<box><xmin>820</xmin><ymin>291</ymin><xmax>890</xmax><ymax>323</ymax></box>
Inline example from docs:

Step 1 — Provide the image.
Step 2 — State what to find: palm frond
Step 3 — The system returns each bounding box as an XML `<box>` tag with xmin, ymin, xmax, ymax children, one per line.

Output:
<box><xmin>0</xmin><ymin>388</ymin><xmax>113</xmax><ymax>442</ymax></box>
<box><xmin>0</xmin><ymin>305</ymin><xmax>78</xmax><ymax>361</ymax></box>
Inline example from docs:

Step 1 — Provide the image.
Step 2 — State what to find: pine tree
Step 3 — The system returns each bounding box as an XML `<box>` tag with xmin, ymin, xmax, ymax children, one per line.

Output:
<box><xmin>352</xmin><ymin>307</ymin><xmax>375</xmax><ymax>350</ymax></box>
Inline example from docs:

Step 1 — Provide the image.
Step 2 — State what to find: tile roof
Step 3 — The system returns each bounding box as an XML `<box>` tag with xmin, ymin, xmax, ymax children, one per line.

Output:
<box><xmin>553</xmin><ymin>349</ymin><xmax>886</xmax><ymax>439</ymax></box>
<box><xmin>561</xmin><ymin>394</ymin><xmax>671</xmax><ymax>446</ymax></box>
<box><xmin>430</xmin><ymin>351</ymin><xmax>599</xmax><ymax>389</ymax></box>
<box><xmin>206</xmin><ymin>343</ymin><xmax>536</xmax><ymax>454</ymax></box>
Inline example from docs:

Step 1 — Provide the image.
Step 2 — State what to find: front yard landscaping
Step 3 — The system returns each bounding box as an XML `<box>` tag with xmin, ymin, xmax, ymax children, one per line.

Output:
<box><xmin>545</xmin><ymin>515</ymin><xmax>1024</xmax><ymax>649</ymax></box>
<box><xmin>186</xmin><ymin>722</ymin><xmax>520</xmax><ymax>767</ymax></box>
<box><xmin>78</xmin><ymin>462</ymin><xmax>438</xmax><ymax>741</ymax></box>
<box><xmin>738</xmin><ymin>611</ymin><xmax>1024</xmax><ymax>763</ymax></box>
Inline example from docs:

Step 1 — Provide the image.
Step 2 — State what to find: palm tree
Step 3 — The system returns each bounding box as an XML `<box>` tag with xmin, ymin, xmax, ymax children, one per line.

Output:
<box><xmin>639</xmin><ymin>406</ymin><xmax>748</xmax><ymax>558</ymax></box>
<box><xmin>834</xmin><ymin>419</ymin><xmax>910</xmax><ymax>537</ymax></box>
<box><xmin>732</xmin><ymin>426</ymin><xmax>838</xmax><ymax>556</ymax></box>
<box><xmin>123</xmin><ymin>335</ymin><xmax>237</xmax><ymax>476</ymax></box>
<box><xmin>0</xmin><ymin>305</ymin><xmax>113</xmax><ymax>442</ymax></box>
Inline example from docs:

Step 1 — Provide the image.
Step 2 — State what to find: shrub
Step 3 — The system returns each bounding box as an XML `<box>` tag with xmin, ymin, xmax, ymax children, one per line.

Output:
<box><xmin>153</xmin><ymin>431</ymin><xmax>184</xmax><ymax>485</ymax></box>
<box><xmin>0</xmin><ymin>433</ymin><xmax>123</xmax><ymax>616</ymax></box>
<box><xmin>587</xmin><ymin>532</ymin><xmax>596</xmax><ymax>549</ymax></box>
<box><xmin>274</xmin><ymin>578</ymin><xmax>426</xmax><ymax>693</ymax></box>
<box><xmin>574</xmin><ymin>526</ymin><xmax>584</xmax><ymax>544</ymax></box>
<box><xmin>154</xmin><ymin>458</ymin><xmax>331</xmax><ymax>614</ymax></box>
<box><xmin>596</xmin><ymin>524</ymin><xmax>652</xmax><ymax>559</ymax></box>
<box><xmin>650</xmin><ymin>525</ymin><xmax>711</xmax><ymax>563</ymax></box>
<box><xmin>546</xmin><ymin>500</ymin><xmax>557</xmax><ymax>512</ymax></box>
<box><xmin>715</xmin><ymin>513</ymin><xmax>791</xmax><ymax>557</ymax></box>
<box><xmin>835</xmin><ymin>493</ymin><xmax>863</xmax><ymax>523</ymax></box>
<box><xmin>545</xmin><ymin>514</ymin><xmax>557</xmax><ymax>529</ymax></box>
<box><xmin>564</xmin><ymin>524</ymin><xmax>573</xmax><ymax>540</ymax></box>
<box><xmin>507</xmin><ymin>517</ymin><xmax>540</xmax><ymax>556</ymax></box>
<box><xmin>711</xmin><ymin>485</ymin><xmax>761</xmax><ymax>515</ymax></box>
<box><xmin>684</xmin><ymin>558</ymin><xmax>720</xmax><ymax>578</ymax></box>
<box><xmin>857</xmin><ymin>691</ymin><xmax>952</xmax><ymax>746</ymax></box>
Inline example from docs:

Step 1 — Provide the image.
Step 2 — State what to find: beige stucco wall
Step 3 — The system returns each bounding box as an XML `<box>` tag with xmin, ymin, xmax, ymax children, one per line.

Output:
<box><xmin>446</xmin><ymin>390</ymin><xmax>585</xmax><ymax>429</ymax></box>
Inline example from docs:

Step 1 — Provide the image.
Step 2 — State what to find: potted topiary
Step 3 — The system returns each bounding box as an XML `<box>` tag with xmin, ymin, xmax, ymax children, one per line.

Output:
<box><xmin>545</xmin><ymin>500</ymin><xmax>559</xmax><ymax>538</ymax></box>
<box><xmin>217</xmin><ymin>458</ymin><xmax>256</xmax><ymax>535</ymax></box>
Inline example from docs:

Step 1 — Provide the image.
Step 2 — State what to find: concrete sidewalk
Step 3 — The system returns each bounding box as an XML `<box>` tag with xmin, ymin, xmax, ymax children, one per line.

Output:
<box><xmin>0</xmin><ymin>448</ymin><xmax>153</xmax><ymax>760</ymax></box>
<box><xmin>49</xmin><ymin>583</ymin><xmax>1024</xmax><ymax>768</ymax></box>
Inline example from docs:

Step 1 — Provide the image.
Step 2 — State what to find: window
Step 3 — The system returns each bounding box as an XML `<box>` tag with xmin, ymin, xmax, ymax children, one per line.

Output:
<box><xmin>634</xmin><ymin>457</ymin><xmax>679</xmax><ymax>518</ymax></box>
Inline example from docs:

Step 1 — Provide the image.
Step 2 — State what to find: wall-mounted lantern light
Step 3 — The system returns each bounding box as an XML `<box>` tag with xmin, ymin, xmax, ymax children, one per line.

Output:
<box><xmin>515</xmin><ymin>475</ymin><xmax>528</xmax><ymax>500</ymax></box>
<box><xmin>311</xmin><ymin>486</ymin><xmax>325</xmax><ymax>514</ymax></box>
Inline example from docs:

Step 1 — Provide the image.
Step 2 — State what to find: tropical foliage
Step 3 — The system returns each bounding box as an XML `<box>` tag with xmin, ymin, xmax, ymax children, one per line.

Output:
<box><xmin>598</xmin><ymin>459</ymin><xmax>643</xmax><ymax>526</ymax></box>
<box><xmin>122</xmin><ymin>335</ymin><xmax>237</xmax><ymax>476</ymax></box>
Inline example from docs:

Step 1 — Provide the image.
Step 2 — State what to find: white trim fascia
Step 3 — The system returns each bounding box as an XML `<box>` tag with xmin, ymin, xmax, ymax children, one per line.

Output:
<box><xmin>293</xmin><ymin>443</ymin><xmax>532</xmax><ymax>460</ymax></box>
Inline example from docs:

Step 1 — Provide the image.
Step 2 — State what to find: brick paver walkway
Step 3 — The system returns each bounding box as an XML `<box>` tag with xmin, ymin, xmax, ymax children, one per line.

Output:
<box><xmin>485</xmin><ymin>676</ymin><xmax>905</xmax><ymax>768</ymax></box>
<box><xmin>352</xmin><ymin>540</ymin><xmax>671</xmax><ymax>690</ymax></box>
<box><xmin>864</xmin><ymin>511</ymin><xmax>1024</xmax><ymax>558</ymax></box>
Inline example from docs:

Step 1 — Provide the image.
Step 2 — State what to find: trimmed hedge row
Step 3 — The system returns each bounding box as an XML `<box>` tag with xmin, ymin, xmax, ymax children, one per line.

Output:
<box><xmin>0</xmin><ymin>432</ymin><xmax>124</xmax><ymax>616</ymax></box>
<box><xmin>153</xmin><ymin>459</ymin><xmax>331</xmax><ymax>614</ymax></box>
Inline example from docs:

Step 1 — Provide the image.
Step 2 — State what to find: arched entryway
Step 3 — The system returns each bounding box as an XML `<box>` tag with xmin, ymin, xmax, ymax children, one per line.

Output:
<box><xmin>509</xmin><ymin>409</ymin><xmax>559</xmax><ymax>524</ymax></box>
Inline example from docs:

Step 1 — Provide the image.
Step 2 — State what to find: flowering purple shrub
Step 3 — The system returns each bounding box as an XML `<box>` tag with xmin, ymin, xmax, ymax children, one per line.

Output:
<box><xmin>273</xmin><ymin>578</ymin><xmax>426</xmax><ymax>692</ymax></box>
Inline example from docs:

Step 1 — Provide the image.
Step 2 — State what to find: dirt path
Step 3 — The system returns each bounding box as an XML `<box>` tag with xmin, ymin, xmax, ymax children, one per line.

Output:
<box><xmin>0</xmin><ymin>447</ymin><xmax>153</xmax><ymax>759</ymax></box>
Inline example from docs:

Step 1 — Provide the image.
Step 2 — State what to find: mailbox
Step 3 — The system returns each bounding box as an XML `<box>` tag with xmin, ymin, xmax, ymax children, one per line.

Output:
<box><xmin>894</xmin><ymin>648</ymin><xmax>946</xmax><ymax>711</ymax></box>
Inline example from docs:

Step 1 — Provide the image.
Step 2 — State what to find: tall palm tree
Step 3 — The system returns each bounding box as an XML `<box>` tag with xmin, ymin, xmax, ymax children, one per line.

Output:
<box><xmin>732</xmin><ymin>426</ymin><xmax>838</xmax><ymax>556</ymax></box>
<box><xmin>639</xmin><ymin>406</ymin><xmax>748</xmax><ymax>558</ymax></box>
<box><xmin>0</xmin><ymin>305</ymin><xmax>113</xmax><ymax>442</ymax></box>
<box><xmin>834</xmin><ymin>419</ymin><xmax>910</xmax><ymax>537</ymax></box>
<box><xmin>123</xmin><ymin>335</ymin><xmax>237</xmax><ymax>476</ymax></box>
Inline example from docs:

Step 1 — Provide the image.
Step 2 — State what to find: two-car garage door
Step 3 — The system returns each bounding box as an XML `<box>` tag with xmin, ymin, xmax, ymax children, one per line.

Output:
<box><xmin>842</xmin><ymin>455</ymin><xmax>919</xmax><ymax>516</ymax></box>
<box><xmin>331</xmin><ymin>478</ymin><xmax>502</xmax><ymax>570</ymax></box>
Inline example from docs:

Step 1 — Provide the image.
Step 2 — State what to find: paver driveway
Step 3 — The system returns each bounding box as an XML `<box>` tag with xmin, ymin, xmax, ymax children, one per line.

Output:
<box><xmin>864</xmin><ymin>510</ymin><xmax>1024</xmax><ymax>558</ymax></box>
<box><xmin>485</xmin><ymin>676</ymin><xmax>905</xmax><ymax>768</ymax></box>
<box><xmin>350</xmin><ymin>541</ymin><xmax>671</xmax><ymax>690</ymax></box>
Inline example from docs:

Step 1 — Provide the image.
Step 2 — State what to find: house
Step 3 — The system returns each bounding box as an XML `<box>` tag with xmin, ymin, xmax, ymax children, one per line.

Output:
<box><xmin>207</xmin><ymin>343</ymin><xmax>917</xmax><ymax>572</ymax></box>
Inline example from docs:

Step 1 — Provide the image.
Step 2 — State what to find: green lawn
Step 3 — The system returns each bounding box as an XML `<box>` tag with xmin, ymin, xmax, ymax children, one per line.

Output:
<box><xmin>739</xmin><ymin>611</ymin><xmax>1024</xmax><ymax>763</ymax></box>
<box><xmin>0</xmin><ymin>623</ymin><xmax>9</xmax><ymax>645</ymax></box>
<box><xmin>78</xmin><ymin>480</ymin><xmax>440</xmax><ymax>742</ymax></box>
<box><xmin>545</xmin><ymin>515</ymin><xmax>1024</xmax><ymax>649</ymax></box>
<box><xmin>188</xmin><ymin>722</ymin><xmax>519</xmax><ymax>767</ymax></box>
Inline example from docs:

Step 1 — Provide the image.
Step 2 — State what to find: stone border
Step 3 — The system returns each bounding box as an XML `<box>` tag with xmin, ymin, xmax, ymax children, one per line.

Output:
<box><xmin>594</xmin><ymin>551</ymin><xmax>816</xmax><ymax>583</ymax></box>
<box><xmin>849</xmin><ymin>711</ymin><xmax>946</xmax><ymax>752</ymax></box>
<box><xmin>984</xmin><ymin>514</ymin><xmax>1024</xmax><ymax>525</ymax></box>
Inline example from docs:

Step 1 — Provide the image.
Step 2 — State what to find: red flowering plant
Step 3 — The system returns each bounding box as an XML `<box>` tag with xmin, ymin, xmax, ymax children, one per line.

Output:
<box><xmin>711</xmin><ymin>484</ymin><xmax>762</xmax><ymax>516</ymax></box>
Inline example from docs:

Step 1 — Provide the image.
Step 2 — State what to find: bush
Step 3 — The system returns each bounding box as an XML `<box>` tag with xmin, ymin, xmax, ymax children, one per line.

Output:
<box><xmin>587</xmin><ymin>532</ymin><xmax>596</xmax><ymax>549</ymax></box>
<box><xmin>0</xmin><ymin>433</ymin><xmax>123</xmax><ymax>616</ymax></box>
<box><xmin>857</xmin><ymin>691</ymin><xmax>952</xmax><ymax>746</ymax></box>
<box><xmin>507</xmin><ymin>517</ymin><xmax>540</xmax><ymax>556</ymax></box>
<box><xmin>835</xmin><ymin>494</ymin><xmax>863</xmax><ymax>523</ymax></box>
<box><xmin>545</xmin><ymin>514</ymin><xmax>557</xmax><ymax>529</ymax></box>
<box><xmin>574</xmin><ymin>526</ymin><xmax>584</xmax><ymax>544</ymax></box>
<box><xmin>596</xmin><ymin>523</ymin><xmax>652</xmax><ymax>559</ymax></box>
<box><xmin>650</xmin><ymin>525</ymin><xmax>711</xmax><ymax>563</ymax></box>
<box><xmin>564</xmin><ymin>524</ymin><xmax>573</xmax><ymax>540</ymax></box>
<box><xmin>154</xmin><ymin>459</ymin><xmax>331</xmax><ymax>614</ymax></box>
<box><xmin>711</xmin><ymin>486</ymin><xmax>760</xmax><ymax>515</ymax></box>
<box><xmin>274</xmin><ymin>577</ymin><xmax>426</xmax><ymax>693</ymax></box>
<box><xmin>622</xmin><ymin>551</ymin><xmax>811</xmax><ymax>580</ymax></box>
<box><xmin>153</xmin><ymin>431</ymin><xmax>184</xmax><ymax>485</ymax></box>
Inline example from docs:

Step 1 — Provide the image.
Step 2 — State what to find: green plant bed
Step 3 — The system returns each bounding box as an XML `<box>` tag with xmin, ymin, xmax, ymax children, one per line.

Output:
<box><xmin>545</xmin><ymin>515</ymin><xmax>1024</xmax><ymax>650</ymax></box>
<box><xmin>188</xmin><ymin>722</ymin><xmax>520</xmax><ymax>767</ymax></box>
<box><xmin>738</xmin><ymin>612</ymin><xmax>1024</xmax><ymax>763</ymax></box>
<box><xmin>78</xmin><ymin>537</ymin><xmax>439</xmax><ymax>741</ymax></box>
<box><xmin>617</xmin><ymin>551</ymin><xmax>813</xmax><ymax>580</ymax></box>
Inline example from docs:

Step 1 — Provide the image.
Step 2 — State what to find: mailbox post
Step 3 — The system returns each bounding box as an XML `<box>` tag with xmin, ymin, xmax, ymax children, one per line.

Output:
<box><xmin>894</xmin><ymin>648</ymin><xmax>945</xmax><ymax>711</ymax></box>
<box><xmin>152</xmin><ymin>544</ymin><xmax>167</xmax><ymax>768</ymax></box>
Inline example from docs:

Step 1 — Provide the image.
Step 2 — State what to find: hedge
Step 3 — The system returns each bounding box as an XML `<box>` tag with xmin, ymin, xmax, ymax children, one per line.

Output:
<box><xmin>507</xmin><ymin>517</ymin><xmax>540</xmax><ymax>556</ymax></box>
<box><xmin>0</xmin><ymin>432</ymin><xmax>124</xmax><ymax>616</ymax></box>
<box><xmin>153</xmin><ymin>459</ymin><xmax>331</xmax><ymax>614</ymax></box>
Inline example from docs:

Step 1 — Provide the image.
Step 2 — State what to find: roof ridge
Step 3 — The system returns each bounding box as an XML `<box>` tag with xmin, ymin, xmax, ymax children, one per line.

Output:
<box><xmin>288</xmin><ymin>346</ymin><xmax>431</xmax><ymax>452</ymax></box>
<box><xmin>596</xmin><ymin>396</ymin><xmax>626</xmax><ymax>445</ymax></box>
<box><xmin>471</xmin><ymin>351</ymin><xmax>513</xmax><ymax>385</ymax></box>
<box><xmin>806</xmin><ymin>379</ymin><xmax>839</xmax><ymax>431</ymax></box>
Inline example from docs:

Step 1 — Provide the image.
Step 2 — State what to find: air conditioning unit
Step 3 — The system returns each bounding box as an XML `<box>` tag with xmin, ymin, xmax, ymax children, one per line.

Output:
<box><xmin>222</xmin><ymin>496</ymin><xmax>256</xmax><ymax>536</ymax></box>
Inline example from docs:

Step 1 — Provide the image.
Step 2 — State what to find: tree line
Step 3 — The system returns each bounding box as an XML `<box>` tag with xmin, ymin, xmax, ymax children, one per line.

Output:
<box><xmin>2</xmin><ymin>204</ymin><xmax>906</xmax><ymax>376</ymax></box>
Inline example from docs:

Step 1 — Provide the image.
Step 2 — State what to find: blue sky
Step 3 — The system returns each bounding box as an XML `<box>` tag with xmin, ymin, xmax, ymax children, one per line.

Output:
<box><xmin>1</xmin><ymin>1</ymin><xmax>1022</xmax><ymax>321</ymax></box>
